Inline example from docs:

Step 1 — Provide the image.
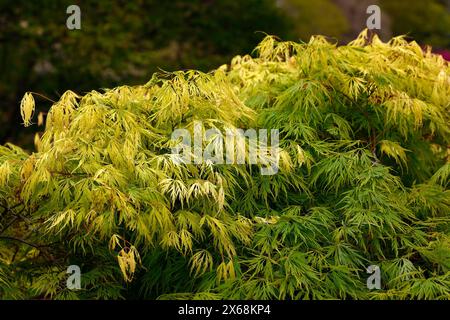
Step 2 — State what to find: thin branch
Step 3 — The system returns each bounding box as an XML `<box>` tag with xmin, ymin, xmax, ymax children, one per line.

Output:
<box><xmin>0</xmin><ymin>236</ymin><xmax>53</xmax><ymax>249</ymax></box>
<box><xmin>28</xmin><ymin>92</ymin><xmax>57</xmax><ymax>104</ymax></box>
<box><xmin>0</xmin><ymin>236</ymin><xmax>41</xmax><ymax>248</ymax></box>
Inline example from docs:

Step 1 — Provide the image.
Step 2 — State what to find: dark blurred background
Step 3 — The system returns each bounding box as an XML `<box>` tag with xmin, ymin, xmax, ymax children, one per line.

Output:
<box><xmin>1</xmin><ymin>0</ymin><xmax>449</xmax><ymax>148</ymax></box>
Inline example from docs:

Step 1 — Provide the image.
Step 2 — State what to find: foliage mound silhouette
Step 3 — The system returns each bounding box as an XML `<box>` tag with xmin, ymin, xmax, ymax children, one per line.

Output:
<box><xmin>1</xmin><ymin>30</ymin><xmax>449</xmax><ymax>299</ymax></box>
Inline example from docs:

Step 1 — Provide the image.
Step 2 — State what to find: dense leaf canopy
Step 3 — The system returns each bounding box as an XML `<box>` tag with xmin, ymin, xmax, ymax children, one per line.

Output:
<box><xmin>1</xmin><ymin>30</ymin><xmax>449</xmax><ymax>300</ymax></box>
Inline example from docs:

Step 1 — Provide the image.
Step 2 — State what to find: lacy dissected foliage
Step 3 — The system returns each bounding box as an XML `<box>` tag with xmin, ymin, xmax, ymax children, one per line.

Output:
<box><xmin>1</xmin><ymin>30</ymin><xmax>449</xmax><ymax>300</ymax></box>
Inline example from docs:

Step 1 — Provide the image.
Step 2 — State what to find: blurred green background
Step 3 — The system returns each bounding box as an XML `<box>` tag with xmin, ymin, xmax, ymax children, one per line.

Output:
<box><xmin>1</xmin><ymin>0</ymin><xmax>449</xmax><ymax>148</ymax></box>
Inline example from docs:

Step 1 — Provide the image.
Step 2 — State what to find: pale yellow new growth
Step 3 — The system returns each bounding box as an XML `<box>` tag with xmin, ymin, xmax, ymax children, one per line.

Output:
<box><xmin>379</xmin><ymin>140</ymin><xmax>409</xmax><ymax>167</ymax></box>
<box><xmin>46</xmin><ymin>90</ymin><xmax>80</xmax><ymax>131</ymax></box>
<box><xmin>37</xmin><ymin>112</ymin><xmax>44</xmax><ymax>126</ymax></box>
<box><xmin>20</xmin><ymin>92</ymin><xmax>35</xmax><ymax>127</ymax></box>
<box><xmin>34</xmin><ymin>133</ymin><xmax>42</xmax><ymax>152</ymax></box>
<box><xmin>216</xmin><ymin>260</ymin><xmax>236</xmax><ymax>283</ymax></box>
<box><xmin>110</xmin><ymin>235</ymin><xmax>141</xmax><ymax>282</ymax></box>
<box><xmin>20</xmin><ymin>154</ymin><xmax>35</xmax><ymax>182</ymax></box>
<box><xmin>117</xmin><ymin>246</ymin><xmax>141</xmax><ymax>283</ymax></box>
<box><xmin>189</xmin><ymin>249</ymin><xmax>213</xmax><ymax>276</ymax></box>
<box><xmin>0</xmin><ymin>161</ymin><xmax>11</xmax><ymax>186</ymax></box>
<box><xmin>45</xmin><ymin>209</ymin><xmax>76</xmax><ymax>232</ymax></box>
